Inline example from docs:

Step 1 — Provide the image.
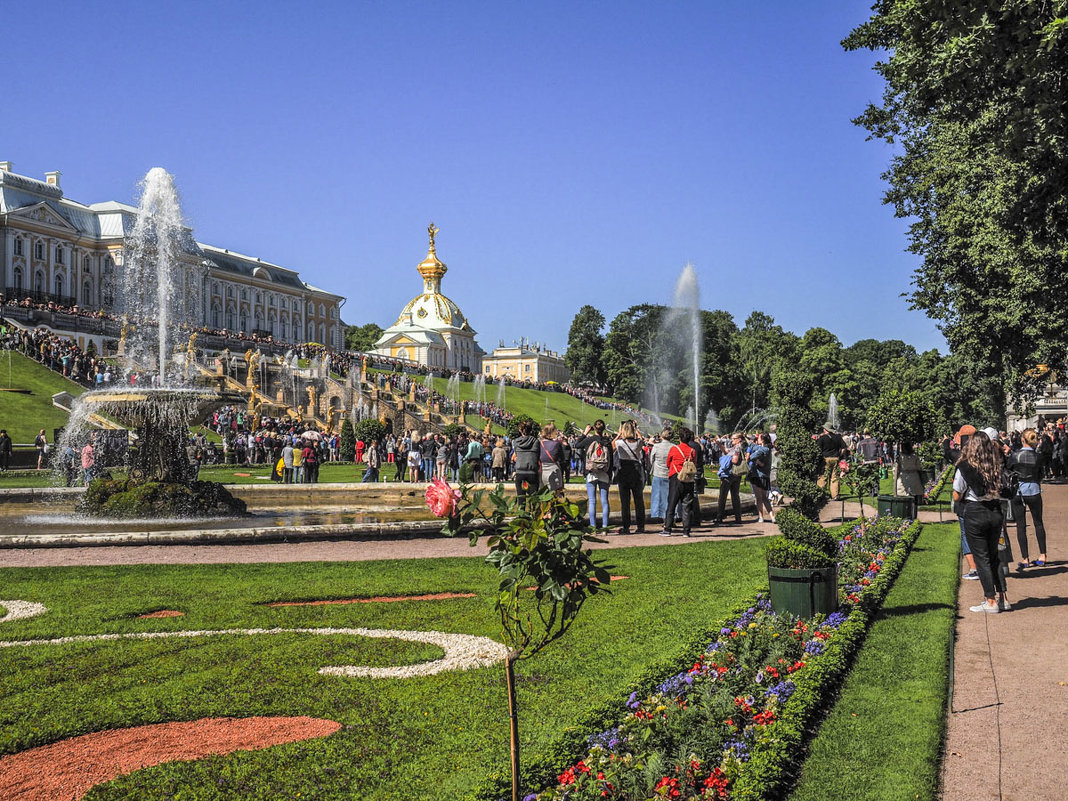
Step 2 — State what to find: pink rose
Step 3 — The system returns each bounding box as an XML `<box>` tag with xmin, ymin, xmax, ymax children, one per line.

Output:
<box><xmin>425</xmin><ymin>477</ymin><xmax>462</xmax><ymax>518</ymax></box>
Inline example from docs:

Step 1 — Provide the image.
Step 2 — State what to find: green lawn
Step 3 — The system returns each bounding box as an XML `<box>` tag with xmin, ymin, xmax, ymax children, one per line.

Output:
<box><xmin>0</xmin><ymin>351</ymin><xmax>86</xmax><ymax>444</ymax></box>
<box><xmin>788</xmin><ymin>522</ymin><xmax>958</xmax><ymax>801</ymax></box>
<box><xmin>0</xmin><ymin>539</ymin><xmax>767</xmax><ymax>800</ymax></box>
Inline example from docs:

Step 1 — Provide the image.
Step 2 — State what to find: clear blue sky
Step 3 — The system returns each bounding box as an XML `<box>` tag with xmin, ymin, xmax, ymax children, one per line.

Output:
<box><xmin>4</xmin><ymin>1</ymin><xmax>944</xmax><ymax>355</ymax></box>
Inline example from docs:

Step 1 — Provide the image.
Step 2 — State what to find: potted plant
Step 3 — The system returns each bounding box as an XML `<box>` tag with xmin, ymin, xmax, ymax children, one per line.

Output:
<box><xmin>766</xmin><ymin>508</ymin><xmax>839</xmax><ymax>617</ymax></box>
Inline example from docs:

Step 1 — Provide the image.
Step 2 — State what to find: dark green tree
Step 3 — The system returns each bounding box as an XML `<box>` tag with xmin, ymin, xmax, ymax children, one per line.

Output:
<box><xmin>770</xmin><ymin>366</ymin><xmax>828</xmax><ymax>520</ymax></box>
<box><xmin>506</xmin><ymin>413</ymin><xmax>538</xmax><ymax>440</ymax></box>
<box><xmin>563</xmin><ymin>305</ymin><xmax>606</xmax><ymax>387</ymax></box>
<box><xmin>353</xmin><ymin>418</ymin><xmax>386</xmax><ymax>446</ymax></box>
<box><xmin>866</xmin><ymin>387</ymin><xmax>939</xmax><ymax>489</ymax></box>
<box><xmin>844</xmin><ymin>4</ymin><xmax>1068</xmax><ymax>398</ymax></box>
<box><xmin>602</xmin><ymin>304</ymin><xmax>666</xmax><ymax>405</ymax></box>
<box><xmin>344</xmin><ymin>323</ymin><xmax>384</xmax><ymax>352</ymax></box>
<box><xmin>339</xmin><ymin>418</ymin><xmax>355</xmax><ymax>462</ymax></box>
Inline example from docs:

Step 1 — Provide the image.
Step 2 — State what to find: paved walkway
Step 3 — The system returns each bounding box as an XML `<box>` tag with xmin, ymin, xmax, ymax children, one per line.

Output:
<box><xmin>942</xmin><ymin>483</ymin><xmax>1068</xmax><ymax>801</ymax></box>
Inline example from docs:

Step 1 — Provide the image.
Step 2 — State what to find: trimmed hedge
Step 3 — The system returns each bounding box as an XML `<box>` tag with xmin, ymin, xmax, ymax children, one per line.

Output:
<box><xmin>775</xmin><ymin>508</ymin><xmax>837</xmax><ymax>557</ymax></box>
<box><xmin>765</xmin><ymin>539</ymin><xmax>836</xmax><ymax>570</ymax></box>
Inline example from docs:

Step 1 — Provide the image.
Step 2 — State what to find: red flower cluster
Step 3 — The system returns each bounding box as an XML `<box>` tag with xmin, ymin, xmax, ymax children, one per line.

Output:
<box><xmin>558</xmin><ymin>760</ymin><xmax>591</xmax><ymax>785</ymax></box>
<box><xmin>702</xmin><ymin>767</ymin><xmax>729</xmax><ymax>799</ymax></box>
<box><xmin>653</xmin><ymin>776</ymin><xmax>681</xmax><ymax>798</ymax></box>
<box><xmin>754</xmin><ymin>708</ymin><xmax>777</xmax><ymax>726</ymax></box>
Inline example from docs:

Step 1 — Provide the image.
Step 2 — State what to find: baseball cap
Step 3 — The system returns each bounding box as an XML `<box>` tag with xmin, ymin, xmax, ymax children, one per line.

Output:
<box><xmin>982</xmin><ymin>427</ymin><xmax>999</xmax><ymax>441</ymax></box>
<box><xmin>955</xmin><ymin>425</ymin><xmax>977</xmax><ymax>442</ymax></box>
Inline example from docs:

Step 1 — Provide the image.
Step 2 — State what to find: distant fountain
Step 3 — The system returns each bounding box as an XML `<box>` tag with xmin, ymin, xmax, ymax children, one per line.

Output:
<box><xmin>704</xmin><ymin>408</ymin><xmax>720</xmax><ymax>436</ymax></box>
<box><xmin>445</xmin><ymin>373</ymin><xmax>460</xmax><ymax>404</ymax></box>
<box><xmin>58</xmin><ymin>168</ymin><xmax>246</xmax><ymax>517</ymax></box>
<box><xmin>473</xmin><ymin>374</ymin><xmax>486</xmax><ymax>404</ymax></box>
<box><xmin>646</xmin><ymin>264</ymin><xmax>702</xmax><ymax>432</ymax></box>
<box><xmin>827</xmin><ymin>393</ymin><xmax>841</xmax><ymax>431</ymax></box>
<box><xmin>496</xmin><ymin>377</ymin><xmax>506</xmax><ymax>410</ymax></box>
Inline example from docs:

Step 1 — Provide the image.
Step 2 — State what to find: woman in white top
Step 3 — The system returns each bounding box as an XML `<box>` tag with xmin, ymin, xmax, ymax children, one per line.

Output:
<box><xmin>952</xmin><ymin>432</ymin><xmax>1010</xmax><ymax>613</ymax></box>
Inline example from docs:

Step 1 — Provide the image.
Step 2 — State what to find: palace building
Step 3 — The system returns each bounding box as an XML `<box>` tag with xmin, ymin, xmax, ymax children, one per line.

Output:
<box><xmin>373</xmin><ymin>224</ymin><xmax>483</xmax><ymax>371</ymax></box>
<box><xmin>481</xmin><ymin>338</ymin><xmax>571</xmax><ymax>384</ymax></box>
<box><xmin>0</xmin><ymin>163</ymin><xmax>345</xmax><ymax>349</ymax></box>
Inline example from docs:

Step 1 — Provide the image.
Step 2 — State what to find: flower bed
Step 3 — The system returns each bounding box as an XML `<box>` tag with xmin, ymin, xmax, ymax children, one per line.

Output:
<box><xmin>510</xmin><ymin>516</ymin><xmax>922</xmax><ymax>801</ymax></box>
<box><xmin>922</xmin><ymin>465</ymin><xmax>954</xmax><ymax>506</ymax></box>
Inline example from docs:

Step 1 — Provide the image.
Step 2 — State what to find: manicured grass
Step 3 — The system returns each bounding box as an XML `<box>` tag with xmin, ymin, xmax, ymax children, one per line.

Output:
<box><xmin>0</xmin><ymin>351</ymin><xmax>85</xmax><ymax>444</ymax></box>
<box><xmin>787</xmin><ymin>522</ymin><xmax>958</xmax><ymax>801</ymax></box>
<box><xmin>0</xmin><ymin>539</ymin><xmax>767</xmax><ymax>800</ymax></box>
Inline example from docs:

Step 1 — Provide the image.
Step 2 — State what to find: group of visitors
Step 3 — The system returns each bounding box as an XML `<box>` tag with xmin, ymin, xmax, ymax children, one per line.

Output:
<box><xmin>949</xmin><ymin>423</ymin><xmax>1052</xmax><ymax>614</ymax></box>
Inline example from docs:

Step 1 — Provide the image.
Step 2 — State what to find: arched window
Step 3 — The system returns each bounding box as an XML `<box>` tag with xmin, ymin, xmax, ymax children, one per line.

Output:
<box><xmin>239</xmin><ymin>313</ymin><xmax>248</xmax><ymax>332</ymax></box>
<box><xmin>83</xmin><ymin>280</ymin><xmax>93</xmax><ymax>305</ymax></box>
<box><xmin>307</xmin><ymin>321</ymin><xmax>314</xmax><ymax>340</ymax></box>
<box><xmin>254</xmin><ymin>311</ymin><xmax>262</xmax><ymax>331</ymax></box>
<box><xmin>319</xmin><ymin>303</ymin><xmax>325</xmax><ymax>317</ymax></box>
<box><xmin>55</xmin><ymin>246</ymin><xmax>64</xmax><ymax>264</ymax></box>
<box><xmin>13</xmin><ymin>267</ymin><xmax>22</xmax><ymax>292</ymax></box>
<box><xmin>104</xmin><ymin>256</ymin><xmax>113</xmax><ymax>273</ymax></box>
<box><xmin>34</xmin><ymin>241</ymin><xmax>44</xmax><ymax>261</ymax></box>
<box><xmin>226</xmin><ymin>285</ymin><xmax>233</xmax><ymax>298</ymax></box>
<box><xmin>212</xmin><ymin>304</ymin><xmax>221</xmax><ymax>329</ymax></box>
<box><xmin>34</xmin><ymin>271</ymin><xmax>44</xmax><ymax>295</ymax></box>
<box><xmin>54</xmin><ymin>273</ymin><xmax>64</xmax><ymax>297</ymax></box>
<box><xmin>13</xmin><ymin>238</ymin><xmax>23</xmax><ymax>257</ymax></box>
<box><xmin>226</xmin><ymin>310</ymin><xmax>235</xmax><ymax>330</ymax></box>
<box><xmin>319</xmin><ymin>323</ymin><xmax>325</xmax><ymax>343</ymax></box>
<box><xmin>83</xmin><ymin>255</ymin><xmax>91</xmax><ymax>272</ymax></box>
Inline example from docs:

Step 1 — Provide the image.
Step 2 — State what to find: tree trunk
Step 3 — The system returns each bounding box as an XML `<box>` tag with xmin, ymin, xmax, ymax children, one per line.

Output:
<box><xmin>505</xmin><ymin>651</ymin><xmax>521</xmax><ymax>801</ymax></box>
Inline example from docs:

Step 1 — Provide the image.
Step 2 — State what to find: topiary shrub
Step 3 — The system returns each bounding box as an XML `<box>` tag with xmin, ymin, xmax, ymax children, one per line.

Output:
<box><xmin>442</xmin><ymin>422</ymin><xmax>464</xmax><ymax>439</ymax></box>
<box><xmin>776</xmin><ymin>507</ymin><xmax>838</xmax><ymax>557</ymax></box>
<box><xmin>339</xmin><ymin>418</ymin><xmax>356</xmax><ymax>462</ymax></box>
<box><xmin>353</xmin><ymin>418</ymin><xmax>386</xmax><ymax>446</ymax></box>
<box><xmin>770</xmin><ymin>367</ymin><xmax>830</xmax><ymax>521</ymax></box>
<box><xmin>507</xmin><ymin>413</ymin><xmax>539</xmax><ymax>440</ymax></box>
<box><xmin>765</xmin><ymin>538</ymin><xmax>836</xmax><ymax>570</ymax></box>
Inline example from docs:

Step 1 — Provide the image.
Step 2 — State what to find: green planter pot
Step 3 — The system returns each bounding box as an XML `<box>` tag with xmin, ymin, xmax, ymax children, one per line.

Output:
<box><xmin>768</xmin><ymin>565</ymin><xmax>839</xmax><ymax>618</ymax></box>
<box><xmin>877</xmin><ymin>494</ymin><xmax>917</xmax><ymax>519</ymax></box>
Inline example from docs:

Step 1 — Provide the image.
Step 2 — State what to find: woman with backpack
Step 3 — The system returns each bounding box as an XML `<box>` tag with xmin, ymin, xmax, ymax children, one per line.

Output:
<box><xmin>748</xmin><ymin>432</ymin><xmax>776</xmax><ymax>524</ymax></box>
<box><xmin>575</xmin><ymin>420</ymin><xmax>613</xmax><ymax>530</ymax></box>
<box><xmin>613</xmin><ymin>420</ymin><xmax>647</xmax><ymax>534</ymax></box>
<box><xmin>511</xmin><ymin>419</ymin><xmax>541</xmax><ymax>499</ymax></box>
<box><xmin>1006</xmin><ymin>428</ymin><xmax>1048</xmax><ymax>571</ymax></box>
<box><xmin>661</xmin><ymin>426</ymin><xmax>698</xmax><ymax>537</ymax></box>
<box><xmin>714</xmin><ymin>432</ymin><xmax>746</xmax><ymax>525</ymax></box>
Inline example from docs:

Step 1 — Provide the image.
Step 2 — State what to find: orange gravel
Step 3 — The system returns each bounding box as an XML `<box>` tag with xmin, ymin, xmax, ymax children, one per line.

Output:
<box><xmin>0</xmin><ymin>716</ymin><xmax>341</xmax><ymax>801</ymax></box>
<box><xmin>136</xmin><ymin>610</ymin><xmax>185</xmax><ymax>618</ymax></box>
<box><xmin>267</xmin><ymin>591</ymin><xmax>477</xmax><ymax>607</ymax></box>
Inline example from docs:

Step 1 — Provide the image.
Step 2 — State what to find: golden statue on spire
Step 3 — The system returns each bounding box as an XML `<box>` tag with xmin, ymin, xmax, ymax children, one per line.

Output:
<box><xmin>427</xmin><ymin>222</ymin><xmax>439</xmax><ymax>253</ymax></box>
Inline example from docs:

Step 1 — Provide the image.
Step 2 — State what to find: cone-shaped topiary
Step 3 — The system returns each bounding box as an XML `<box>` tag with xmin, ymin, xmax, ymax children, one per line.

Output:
<box><xmin>339</xmin><ymin>418</ymin><xmax>355</xmax><ymax>462</ymax></box>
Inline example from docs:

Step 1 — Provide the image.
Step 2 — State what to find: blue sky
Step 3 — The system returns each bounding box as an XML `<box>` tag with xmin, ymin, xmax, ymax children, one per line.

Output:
<box><xmin>3</xmin><ymin>1</ymin><xmax>944</xmax><ymax>355</ymax></box>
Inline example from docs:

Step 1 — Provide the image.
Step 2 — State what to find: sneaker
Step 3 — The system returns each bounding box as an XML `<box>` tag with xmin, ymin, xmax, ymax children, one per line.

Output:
<box><xmin>998</xmin><ymin>596</ymin><xmax>1013</xmax><ymax>612</ymax></box>
<box><xmin>659</xmin><ymin>530</ymin><xmax>674</xmax><ymax>537</ymax></box>
<box><xmin>1016</xmin><ymin>562</ymin><xmax>1028</xmax><ymax>573</ymax></box>
<box><xmin>962</xmin><ymin>570</ymin><xmax>980</xmax><ymax>580</ymax></box>
<box><xmin>1033</xmin><ymin>559</ymin><xmax>1046</xmax><ymax>566</ymax></box>
<box><xmin>969</xmin><ymin>601</ymin><xmax>1000</xmax><ymax>614</ymax></box>
<box><xmin>757</xmin><ymin>517</ymin><xmax>764</xmax><ymax>524</ymax></box>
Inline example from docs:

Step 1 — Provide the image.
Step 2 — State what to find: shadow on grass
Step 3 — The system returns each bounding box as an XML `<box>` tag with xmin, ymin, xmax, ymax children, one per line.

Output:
<box><xmin>876</xmin><ymin>601</ymin><xmax>955</xmax><ymax>618</ymax></box>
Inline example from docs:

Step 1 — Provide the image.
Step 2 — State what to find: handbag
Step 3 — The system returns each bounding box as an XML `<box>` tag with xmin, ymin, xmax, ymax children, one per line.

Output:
<box><xmin>730</xmin><ymin>450</ymin><xmax>748</xmax><ymax>478</ymax></box>
<box><xmin>540</xmin><ymin>442</ymin><xmax>563</xmax><ymax>491</ymax></box>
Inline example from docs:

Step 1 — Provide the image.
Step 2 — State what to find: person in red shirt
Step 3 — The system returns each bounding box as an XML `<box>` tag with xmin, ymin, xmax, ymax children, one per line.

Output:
<box><xmin>662</xmin><ymin>427</ymin><xmax>698</xmax><ymax>537</ymax></box>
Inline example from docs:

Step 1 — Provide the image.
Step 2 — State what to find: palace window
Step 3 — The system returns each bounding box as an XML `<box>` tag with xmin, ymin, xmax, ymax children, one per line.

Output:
<box><xmin>12</xmin><ymin>267</ymin><xmax>22</xmax><ymax>291</ymax></box>
<box><xmin>212</xmin><ymin>305</ymin><xmax>221</xmax><ymax>329</ymax></box>
<box><xmin>54</xmin><ymin>274</ymin><xmax>64</xmax><ymax>297</ymax></box>
<box><xmin>55</xmin><ymin>246</ymin><xmax>64</xmax><ymax>264</ymax></box>
<box><xmin>226</xmin><ymin>286</ymin><xmax>233</xmax><ymax>299</ymax></box>
<box><xmin>83</xmin><ymin>281</ymin><xmax>92</xmax><ymax>305</ymax></box>
<box><xmin>34</xmin><ymin>242</ymin><xmax>44</xmax><ymax>261</ymax></box>
<box><xmin>240</xmin><ymin>314</ymin><xmax>248</xmax><ymax>332</ymax></box>
<box><xmin>240</xmin><ymin>289</ymin><xmax>247</xmax><ymax>301</ymax></box>
<box><xmin>104</xmin><ymin>257</ymin><xmax>114</xmax><ymax>275</ymax></box>
<box><xmin>83</xmin><ymin>256</ymin><xmax>91</xmax><ymax>273</ymax></box>
<box><xmin>255</xmin><ymin>292</ymin><xmax>261</xmax><ymax>304</ymax></box>
<box><xmin>13</xmin><ymin>238</ymin><xmax>22</xmax><ymax>257</ymax></box>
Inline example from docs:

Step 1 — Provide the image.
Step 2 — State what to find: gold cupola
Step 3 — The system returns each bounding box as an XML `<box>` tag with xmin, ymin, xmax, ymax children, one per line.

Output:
<box><xmin>417</xmin><ymin>222</ymin><xmax>447</xmax><ymax>293</ymax></box>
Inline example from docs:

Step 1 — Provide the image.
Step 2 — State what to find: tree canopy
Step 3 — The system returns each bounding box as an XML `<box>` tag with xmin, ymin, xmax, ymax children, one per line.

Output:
<box><xmin>344</xmin><ymin>322</ymin><xmax>384</xmax><ymax>352</ymax></box>
<box><xmin>844</xmin><ymin>3</ymin><xmax>1068</xmax><ymax>398</ymax></box>
<box><xmin>563</xmin><ymin>305</ymin><xmax>606</xmax><ymax>387</ymax></box>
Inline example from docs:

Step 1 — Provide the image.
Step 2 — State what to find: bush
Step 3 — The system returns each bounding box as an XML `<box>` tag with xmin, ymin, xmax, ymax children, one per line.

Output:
<box><xmin>442</xmin><ymin>422</ymin><xmax>464</xmax><ymax>439</ymax></box>
<box><xmin>353</xmin><ymin>417</ymin><xmax>386</xmax><ymax>445</ymax></box>
<box><xmin>339</xmin><ymin>419</ymin><xmax>355</xmax><ymax>462</ymax></box>
<box><xmin>766</xmin><ymin>538</ymin><xmax>837</xmax><ymax>570</ymax></box>
<box><xmin>777</xmin><ymin>508</ymin><xmax>837</xmax><ymax>557</ymax></box>
<box><xmin>507</xmin><ymin>413</ymin><xmax>539</xmax><ymax>440</ymax></box>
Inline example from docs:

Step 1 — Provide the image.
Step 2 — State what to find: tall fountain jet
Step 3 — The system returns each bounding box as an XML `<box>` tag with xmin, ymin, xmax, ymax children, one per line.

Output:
<box><xmin>122</xmin><ymin>168</ymin><xmax>194</xmax><ymax>383</ymax></box>
<box><xmin>655</xmin><ymin>263</ymin><xmax>702</xmax><ymax>433</ymax></box>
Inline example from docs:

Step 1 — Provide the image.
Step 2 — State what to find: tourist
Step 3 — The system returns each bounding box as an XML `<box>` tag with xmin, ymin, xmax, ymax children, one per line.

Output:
<box><xmin>714</xmin><ymin>432</ymin><xmax>746</xmax><ymax>525</ymax></box>
<box><xmin>575</xmin><ymin>420</ymin><xmax>613</xmax><ymax>530</ymax></box>
<box><xmin>947</xmin><ymin>425</ymin><xmax>981</xmax><ymax>580</ymax></box>
<box><xmin>538</xmin><ymin>424</ymin><xmax>566</xmax><ymax>492</ymax></box>
<box><xmin>281</xmin><ymin>439</ymin><xmax>294</xmax><ymax>484</ymax></box>
<box><xmin>953</xmin><ymin>432</ymin><xmax>1011</xmax><ymax>613</ymax></box>
<box><xmin>420</xmin><ymin>434</ymin><xmax>437</xmax><ymax>482</ymax></box>
<box><xmin>512</xmin><ymin>419</ymin><xmax>540</xmax><ymax>500</ymax></box>
<box><xmin>895</xmin><ymin>442</ymin><xmax>924</xmax><ymax>508</ymax></box>
<box><xmin>462</xmin><ymin>434</ymin><xmax>483</xmax><ymax>484</ymax></box>
<box><xmin>748</xmin><ymin>432</ymin><xmax>775</xmax><ymax>524</ymax></box>
<box><xmin>1007</xmin><ymin>428</ymin><xmax>1048</xmax><ymax>571</ymax></box>
<box><xmin>613</xmin><ymin>420</ymin><xmax>647</xmax><ymax>535</ymax></box>
<box><xmin>437</xmin><ymin>435</ymin><xmax>451</xmax><ymax>480</ymax></box>
<box><xmin>662</xmin><ymin>426</ymin><xmax>698</xmax><ymax>537</ymax></box>
<box><xmin>815</xmin><ymin>423</ymin><xmax>849</xmax><ymax>499</ymax></box>
<box><xmin>0</xmin><ymin>429</ymin><xmax>11</xmax><ymax>471</ymax></box>
<box><xmin>80</xmin><ymin>438</ymin><xmax>96</xmax><ymax>485</ymax></box>
<box><xmin>61</xmin><ymin>443</ymin><xmax>77</xmax><ymax>486</ymax></box>
<box><xmin>394</xmin><ymin>433</ymin><xmax>409</xmax><ymax>481</ymax></box>
<box><xmin>407</xmin><ymin>440</ymin><xmax>421</xmax><ymax>484</ymax></box>
<box><xmin>301</xmin><ymin>438</ymin><xmax>320</xmax><ymax>484</ymax></box>
<box><xmin>491</xmin><ymin>438</ymin><xmax>508</xmax><ymax>483</ymax></box>
<box><xmin>559</xmin><ymin>433</ymin><xmax>572</xmax><ymax>483</ymax></box>
<box><xmin>648</xmin><ymin>428</ymin><xmax>674</xmax><ymax>523</ymax></box>
<box><xmin>34</xmin><ymin>428</ymin><xmax>47</xmax><ymax>470</ymax></box>
<box><xmin>363</xmin><ymin>438</ymin><xmax>381</xmax><ymax>483</ymax></box>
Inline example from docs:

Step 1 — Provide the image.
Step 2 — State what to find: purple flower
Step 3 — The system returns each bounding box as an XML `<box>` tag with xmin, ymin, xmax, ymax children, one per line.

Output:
<box><xmin>822</xmin><ymin>611</ymin><xmax>849</xmax><ymax>630</ymax></box>
<box><xmin>764</xmin><ymin>680</ymin><xmax>796</xmax><ymax>702</ymax></box>
<box><xmin>804</xmin><ymin>639</ymin><xmax>825</xmax><ymax>655</ymax></box>
<box><xmin>658</xmin><ymin>671</ymin><xmax>691</xmax><ymax>697</ymax></box>
<box><xmin>724</xmin><ymin>738</ymin><xmax>751</xmax><ymax>762</ymax></box>
<box><xmin>627</xmin><ymin>691</ymin><xmax>640</xmax><ymax>709</ymax></box>
<box><xmin>588</xmin><ymin>726</ymin><xmax>622</xmax><ymax>751</ymax></box>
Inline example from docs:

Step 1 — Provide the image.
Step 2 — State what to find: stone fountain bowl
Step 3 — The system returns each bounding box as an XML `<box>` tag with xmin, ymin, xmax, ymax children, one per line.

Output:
<box><xmin>78</xmin><ymin>388</ymin><xmax>248</xmax><ymax>428</ymax></box>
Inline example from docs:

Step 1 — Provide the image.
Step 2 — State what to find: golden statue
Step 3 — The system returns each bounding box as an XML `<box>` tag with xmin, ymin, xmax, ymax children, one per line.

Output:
<box><xmin>427</xmin><ymin>222</ymin><xmax>439</xmax><ymax>253</ymax></box>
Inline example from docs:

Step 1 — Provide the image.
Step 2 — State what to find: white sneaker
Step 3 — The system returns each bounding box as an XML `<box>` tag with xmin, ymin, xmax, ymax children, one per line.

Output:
<box><xmin>962</xmin><ymin>570</ymin><xmax>980</xmax><ymax>580</ymax></box>
<box><xmin>969</xmin><ymin>601</ymin><xmax>1000</xmax><ymax>614</ymax></box>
